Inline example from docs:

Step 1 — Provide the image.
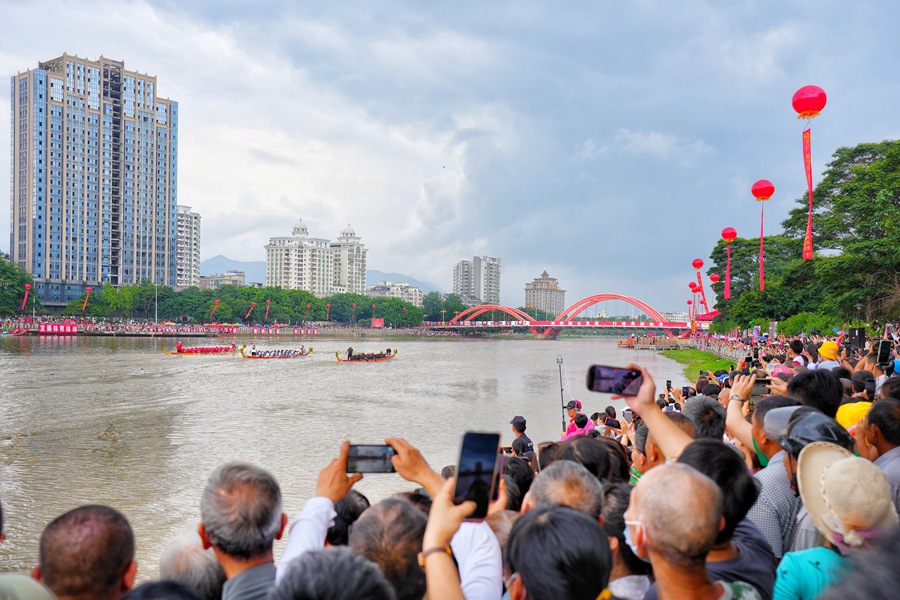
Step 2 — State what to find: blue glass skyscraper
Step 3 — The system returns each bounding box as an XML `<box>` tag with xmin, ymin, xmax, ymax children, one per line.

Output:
<box><xmin>10</xmin><ymin>54</ymin><xmax>178</xmax><ymax>306</ymax></box>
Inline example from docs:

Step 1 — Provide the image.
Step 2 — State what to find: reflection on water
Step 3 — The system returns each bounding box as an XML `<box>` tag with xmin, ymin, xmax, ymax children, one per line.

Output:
<box><xmin>0</xmin><ymin>335</ymin><xmax>687</xmax><ymax>578</ymax></box>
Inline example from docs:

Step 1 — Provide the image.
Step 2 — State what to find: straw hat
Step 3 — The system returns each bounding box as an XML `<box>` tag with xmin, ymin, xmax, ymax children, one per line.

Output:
<box><xmin>797</xmin><ymin>441</ymin><xmax>898</xmax><ymax>552</ymax></box>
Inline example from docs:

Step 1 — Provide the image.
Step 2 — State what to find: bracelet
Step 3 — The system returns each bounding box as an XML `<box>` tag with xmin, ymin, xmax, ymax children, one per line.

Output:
<box><xmin>729</xmin><ymin>394</ymin><xmax>747</xmax><ymax>403</ymax></box>
<box><xmin>417</xmin><ymin>545</ymin><xmax>453</xmax><ymax>567</ymax></box>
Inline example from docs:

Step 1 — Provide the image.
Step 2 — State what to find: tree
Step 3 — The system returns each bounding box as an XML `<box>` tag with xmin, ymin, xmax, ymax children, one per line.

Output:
<box><xmin>422</xmin><ymin>291</ymin><xmax>443</xmax><ymax>321</ymax></box>
<box><xmin>0</xmin><ymin>258</ymin><xmax>41</xmax><ymax>316</ymax></box>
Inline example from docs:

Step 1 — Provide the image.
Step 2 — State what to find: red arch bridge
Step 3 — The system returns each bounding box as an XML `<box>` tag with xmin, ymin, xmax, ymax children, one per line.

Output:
<box><xmin>428</xmin><ymin>294</ymin><xmax>713</xmax><ymax>339</ymax></box>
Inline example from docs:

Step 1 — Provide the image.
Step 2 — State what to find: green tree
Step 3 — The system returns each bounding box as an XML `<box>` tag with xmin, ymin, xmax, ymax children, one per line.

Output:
<box><xmin>0</xmin><ymin>258</ymin><xmax>42</xmax><ymax>316</ymax></box>
<box><xmin>422</xmin><ymin>291</ymin><xmax>443</xmax><ymax>321</ymax></box>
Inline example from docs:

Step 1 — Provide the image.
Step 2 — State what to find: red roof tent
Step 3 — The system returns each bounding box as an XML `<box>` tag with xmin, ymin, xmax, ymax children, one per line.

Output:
<box><xmin>695</xmin><ymin>311</ymin><xmax>720</xmax><ymax>322</ymax></box>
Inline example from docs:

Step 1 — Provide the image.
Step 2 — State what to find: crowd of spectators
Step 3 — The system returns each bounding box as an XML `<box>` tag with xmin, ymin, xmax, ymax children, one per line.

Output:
<box><xmin>3</xmin><ymin>336</ymin><xmax>900</xmax><ymax>599</ymax></box>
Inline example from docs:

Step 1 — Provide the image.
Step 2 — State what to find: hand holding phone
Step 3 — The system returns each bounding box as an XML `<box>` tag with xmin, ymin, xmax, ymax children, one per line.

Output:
<box><xmin>586</xmin><ymin>365</ymin><xmax>643</xmax><ymax>395</ymax></box>
<box><xmin>453</xmin><ymin>432</ymin><xmax>501</xmax><ymax>520</ymax></box>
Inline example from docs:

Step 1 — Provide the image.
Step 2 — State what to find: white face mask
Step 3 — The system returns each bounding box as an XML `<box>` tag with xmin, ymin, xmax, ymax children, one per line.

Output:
<box><xmin>622</xmin><ymin>526</ymin><xmax>651</xmax><ymax>563</ymax></box>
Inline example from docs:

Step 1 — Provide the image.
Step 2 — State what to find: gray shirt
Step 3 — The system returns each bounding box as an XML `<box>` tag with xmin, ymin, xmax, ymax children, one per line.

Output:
<box><xmin>875</xmin><ymin>445</ymin><xmax>900</xmax><ymax>513</ymax></box>
<box><xmin>745</xmin><ymin>450</ymin><xmax>801</xmax><ymax>558</ymax></box>
<box><xmin>223</xmin><ymin>562</ymin><xmax>276</xmax><ymax>600</ymax></box>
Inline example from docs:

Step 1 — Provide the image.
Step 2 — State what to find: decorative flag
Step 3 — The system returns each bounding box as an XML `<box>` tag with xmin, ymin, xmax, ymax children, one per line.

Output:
<box><xmin>721</xmin><ymin>228</ymin><xmax>737</xmax><ymax>300</ymax></box>
<box><xmin>265</xmin><ymin>300</ymin><xmax>271</xmax><ymax>320</ymax></box>
<box><xmin>245</xmin><ymin>301</ymin><xmax>256</xmax><ymax>320</ymax></box>
<box><xmin>210</xmin><ymin>299</ymin><xmax>220</xmax><ymax>319</ymax></box>
<box><xmin>82</xmin><ymin>287</ymin><xmax>93</xmax><ymax>311</ymax></box>
<box><xmin>802</xmin><ymin>129</ymin><xmax>814</xmax><ymax>259</ymax></box>
<box><xmin>792</xmin><ymin>85</ymin><xmax>827</xmax><ymax>260</ymax></box>
<box><xmin>21</xmin><ymin>284</ymin><xmax>30</xmax><ymax>311</ymax></box>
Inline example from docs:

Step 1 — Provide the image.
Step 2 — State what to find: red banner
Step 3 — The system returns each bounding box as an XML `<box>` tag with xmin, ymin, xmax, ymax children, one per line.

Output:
<box><xmin>724</xmin><ymin>244</ymin><xmax>732</xmax><ymax>299</ymax></box>
<box><xmin>802</xmin><ymin>128</ymin><xmax>814</xmax><ymax>260</ymax></box>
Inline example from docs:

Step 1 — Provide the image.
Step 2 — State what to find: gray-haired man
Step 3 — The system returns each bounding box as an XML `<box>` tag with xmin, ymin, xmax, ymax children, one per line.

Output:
<box><xmin>198</xmin><ymin>463</ymin><xmax>287</xmax><ymax>600</ymax></box>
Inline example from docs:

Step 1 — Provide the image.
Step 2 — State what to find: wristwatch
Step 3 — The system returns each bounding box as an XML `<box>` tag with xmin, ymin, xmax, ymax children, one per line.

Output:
<box><xmin>729</xmin><ymin>394</ymin><xmax>747</xmax><ymax>403</ymax></box>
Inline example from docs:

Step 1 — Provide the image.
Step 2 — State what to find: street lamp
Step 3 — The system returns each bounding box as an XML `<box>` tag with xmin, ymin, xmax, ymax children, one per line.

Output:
<box><xmin>556</xmin><ymin>355</ymin><xmax>566</xmax><ymax>432</ymax></box>
<box><xmin>855</xmin><ymin>303</ymin><xmax>864</xmax><ymax>327</ymax></box>
<box><xmin>441</xmin><ymin>309</ymin><xmax>446</xmax><ymax>323</ymax></box>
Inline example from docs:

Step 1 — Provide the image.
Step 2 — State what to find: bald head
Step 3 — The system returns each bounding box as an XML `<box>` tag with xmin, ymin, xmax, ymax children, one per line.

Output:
<box><xmin>526</xmin><ymin>460</ymin><xmax>604</xmax><ymax>520</ymax></box>
<box><xmin>632</xmin><ymin>464</ymin><xmax>722</xmax><ymax>568</ymax></box>
<box><xmin>37</xmin><ymin>505</ymin><xmax>135</xmax><ymax>600</ymax></box>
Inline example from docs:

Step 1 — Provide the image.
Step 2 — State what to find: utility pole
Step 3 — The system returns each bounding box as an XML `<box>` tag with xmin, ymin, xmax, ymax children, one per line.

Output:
<box><xmin>557</xmin><ymin>354</ymin><xmax>566</xmax><ymax>432</ymax></box>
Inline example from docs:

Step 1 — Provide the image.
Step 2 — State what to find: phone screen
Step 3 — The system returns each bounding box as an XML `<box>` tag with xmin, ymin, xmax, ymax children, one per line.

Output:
<box><xmin>346</xmin><ymin>445</ymin><xmax>397</xmax><ymax>473</ymax></box>
<box><xmin>682</xmin><ymin>386</ymin><xmax>689</xmax><ymax>396</ymax></box>
<box><xmin>877</xmin><ymin>340</ymin><xmax>892</xmax><ymax>365</ymax></box>
<box><xmin>666</xmin><ymin>380</ymin><xmax>672</xmax><ymax>390</ymax></box>
<box><xmin>453</xmin><ymin>432</ymin><xmax>501</xmax><ymax>519</ymax></box>
<box><xmin>586</xmin><ymin>366</ymin><xmax>643</xmax><ymax>395</ymax></box>
<box><xmin>750</xmin><ymin>378</ymin><xmax>770</xmax><ymax>399</ymax></box>
<box><xmin>753</xmin><ymin>348</ymin><xmax>759</xmax><ymax>359</ymax></box>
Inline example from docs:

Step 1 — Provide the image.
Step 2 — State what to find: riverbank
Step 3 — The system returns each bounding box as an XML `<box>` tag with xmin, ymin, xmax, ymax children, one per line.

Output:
<box><xmin>659</xmin><ymin>347</ymin><xmax>734</xmax><ymax>382</ymax></box>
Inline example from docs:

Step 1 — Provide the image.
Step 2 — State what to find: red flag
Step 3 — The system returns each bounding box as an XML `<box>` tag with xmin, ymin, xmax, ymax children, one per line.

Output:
<box><xmin>21</xmin><ymin>284</ymin><xmax>30</xmax><ymax>311</ymax></box>
<box><xmin>725</xmin><ymin>244</ymin><xmax>732</xmax><ymax>299</ymax></box>
<box><xmin>759</xmin><ymin>203</ymin><xmax>765</xmax><ymax>291</ymax></box>
<box><xmin>802</xmin><ymin>128</ymin><xmax>814</xmax><ymax>260</ymax></box>
<box><xmin>82</xmin><ymin>287</ymin><xmax>93</xmax><ymax>311</ymax></box>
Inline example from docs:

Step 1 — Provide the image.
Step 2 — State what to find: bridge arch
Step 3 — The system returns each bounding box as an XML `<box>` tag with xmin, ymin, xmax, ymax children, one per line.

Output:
<box><xmin>555</xmin><ymin>294</ymin><xmax>667</xmax><ymax>324</ymax></box>
<box><xmin>451</xmin><ymin>304</ymin><xmax>533</xmax><ymax>324</ymax></box>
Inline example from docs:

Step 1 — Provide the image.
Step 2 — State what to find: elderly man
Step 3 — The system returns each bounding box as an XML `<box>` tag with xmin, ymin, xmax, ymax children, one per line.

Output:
<box><xmin>198</xmin><ymin>463</ymin><xmax>288</xmax><ymax>600</ymax></box>
<box><xmin>32</xmin><ymin>505</ymin><xmax>137</xmax><ymax>600</ymax></box>
<box><xmin>521</xmin><ymin>460</ymin><xmax>604</xmax><ymax>521</ymax></box>
<box><xmin>626</xmin><ymin>464</ymin><xmax>761</xmax><ymax>600</ymax></box>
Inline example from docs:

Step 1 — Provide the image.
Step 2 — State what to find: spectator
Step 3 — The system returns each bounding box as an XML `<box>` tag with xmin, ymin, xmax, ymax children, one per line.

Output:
<box><xmin>643</xmin><ymin>412</ymin><xmax>697</xmax><ymax>470</ymax></box>
<box><xmin>348</xmin><ymin>498</ymin><xmax>427</xmax><ymax>600</ymax></box>
<box><xmin>502</xmin><ymin>456</ymin><xmax>534</xmax><ymax>497</ymax></box>
<box><xmin>32</xmin><ymin>505</ymin><xmax>137</xmax><ymax>600</ymax></box>
<box><xmin>602</xmin><ymin>483</ymin><xmax>652</xmax><ymax>600</ymax></box>
<box><xmin>787</xmin><ymin>370</ymin><xmax>843</xmax><ymax>418</ymax></box>
<box><xmin>858</xmin><ymin>398</ymin><xmax>900</xmax><ymax>512</ymax></box>
<box><xmin>159</xmin><ymin>528</ymin><xmax>227</xmax><ymax>600</ymax></box>
<box><xmin>818</xmin><ymin>528</ymin><xmax>900</xmax><ymax>600</ymax></box>
<box><xmin>778</xmin><ymin>409</ymin><xmax>856</xmax><ymax>552</ymax></box>
<box><xmin>774</xmin><ymin>442</ymin><xmax>899</xmax><ymax>600</ymax></box>
<box><xmin>198</xmin><ymin>463</ymin><xmax>288</xmax><ymax>600</ymax></box>
<box><xmin>509</xmin><ymin>416</ymin><xmax>534</xmax><ymax>454</ymax></box>
<box><xmin>551</xmin><ymin>436</ymin><xmax>613</xmax><ymax>482</ymax></box>
<box><xmin>0</xmin><ymin>573</ymin><xmax>56</xmax><ymax>599</ymax></box>
<box><xmin>561</xmin><ymin>413</ymin><xmax>590</xmax><ymax>440</ymax></box>
<box><xmin>809</xmin><ymin>340</ymin><xmax>841</xmax><ymax>371</ymax></box>
<box><xmin>483</xmin><ymin>510</ymin><xmax>519</xmax><ymax>556</ymax></box>
<box><xmin>627</xmin><ymin>464</ymin><xmax>761</xmax><ymax>600</ymax></box>
<box><xmin>122</xmin><ymin>581</ymin><xmax>202</xmax><ymax>600</ymax></box>
<box><xmin>630</xmin><ymin>424</ymin><xmax>650</xmax><ymax>484</ymax></box>
<box><xmin>270</xmin><ymin>547</ymin><xmax>394</xmax><ymax>600</ymax></box>
<box><xmin>522</xmin><ymin>460</ymin><xmax>604</xmax><ymax>521</ymax></box>
<box><xmin>325</xmin><ymin>490</ymin><xmax>370</xmax><ymax>546</ymax></box>
<box><xmin>683</xmin><ymin>396</ymin><xmax>727</xmax><ymax>440</ymax></box>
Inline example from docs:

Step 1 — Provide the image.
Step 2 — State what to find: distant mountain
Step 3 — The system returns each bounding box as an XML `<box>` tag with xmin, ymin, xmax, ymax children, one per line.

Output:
<box><xmin>200</xmin><ymin>255</ymin><xmax>266</xmax><ymax>285</ymax></box>
<box><xmin>199</xmin><ymin>257</ymin><xmax>443</xmax><ymax>294</ymax></box>
<box><xmin>366</xmin><ymin>270</ymin><xmax>443</xmax><ymax>294</ymax></box>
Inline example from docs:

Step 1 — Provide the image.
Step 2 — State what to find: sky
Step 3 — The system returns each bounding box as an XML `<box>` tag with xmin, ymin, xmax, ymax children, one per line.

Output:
<box><xmin>2</xmin><ymin>0</ymin><xmax>899</xmax><ymax>313</ymax></box>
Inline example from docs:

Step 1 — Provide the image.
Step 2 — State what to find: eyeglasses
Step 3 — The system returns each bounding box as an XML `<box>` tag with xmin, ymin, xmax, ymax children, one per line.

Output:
<box><xmin>505</xmin><ymin>572</ymin><xmax>523</xmax><ymax>594</ymax></box>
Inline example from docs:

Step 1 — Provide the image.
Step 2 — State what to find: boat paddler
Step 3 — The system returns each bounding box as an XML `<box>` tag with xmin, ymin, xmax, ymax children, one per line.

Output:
<box><xmin>346</xmin><ymin>346</ymin><xmax>354</xmax><ymax>360</ymax></box>
<box><xmin>176</xmin><ymin>342</ymin><xmax>183</xmax><ymax>354</ymax></box>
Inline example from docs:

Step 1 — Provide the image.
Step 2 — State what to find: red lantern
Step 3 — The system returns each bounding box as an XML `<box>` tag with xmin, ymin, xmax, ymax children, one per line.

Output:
<box><xmin>692</xmin><ymin>259</ymin><xmax>709</xmax><ymax>313</ymax></box>
<box><xmin>304</xmin><ymin>303</ymin><xmax>311</xmax><ymax>320</ymax></box>
<box><xmin>326</xmin><ymin>303</ymin><xmax>331</xmax><ymax>321</ymax></box>
<box><xmin>245</xmin><ymin>301</ymin><xmax>257</xmax><ymax>321</ymax></box>
<box><xmin>264</xmin><ymin>299</ymin><xmax>272</xmax><ymax>320</ymax></box>
<box><xmin>687</xmin><ymin>300</ymin><xmax>693</xmax><ymax>305</ymax></box>
<box><xmin>721</xmin><ymin>228</ymin><xmax>737</xmax><ymax>299</ymax></box>
<box><xmin>21</xmin><ymin>283</ymin><xmax>30</xmax><ymax>311</ymax></box>
<box><xmin>792</xmin><ymin>85</ymin><xmax>827</xmax><ymax>119</ymax></box>
<box><xmin>82</xmin><ymin>287</ymin><xmax>93</xmax><ymax>311</ymax></box>
<box><xmin>210</xmin><ymin>299</ymin><xmax>220</xmax><ymax>319</ymax></box>
<box><xmin>793</xmin><ymin>85</ymin><xmax>826</xmax><ymax>261</ymax></box>
<box><xmin>752</xmin><ymin>180</ymin><xmax>774</xmax><ymax>291</ymax></box>
<box><xmin>751</xmin><ymin>180</ymin><xmax>775</xmax><ymax>201</ymax></box>
<box><xmin>689</xmin><ymin>282</ymin><xmax>698</xmax><ymax>291</ymax></box>
<box><xmin>710</xmin><ymin>274</ymin><xmax>720</xmax><ymax>283</ymax></box>
<box><xmin>692</xmin><ymin>259</ymin><xmax>704</xmax><ymax>270</ymax></box>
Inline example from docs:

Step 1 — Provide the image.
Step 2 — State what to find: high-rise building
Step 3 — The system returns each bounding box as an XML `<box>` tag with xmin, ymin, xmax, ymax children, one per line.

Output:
<box><xmin>367</xmin><ymin>280</ymin><xmax>424</xmax><ymax>307</ymax></box>
<box><xmin>452</xmin><ymin>255</ymin><xmax>501</xmax><ymax>304</ymax></box>
<box><xmin>265</xmin><ymin>219</ymin><xmax>367</xmax><ymax>296</ymax></box>
<box><xmin>525</xmin><ymin>270</ymin><xmax>566</xmax><ymax>317</ymax></box>
<box><xmin>331</xmin><ymin>225</ymin><xmax>367</xmax><ymax>295</ymax></box>
<box><xmin>10</xmin><ymin>54</ymin><xmax>178</xmax><ymax>306</ymax></box>
<box><xmin>199</xmin><ymin>271</ymin><xmax>244</xmax><ymax>290</ymax></box>
<box><xmin>176</xmin><ymin>205</ymin><xmax>201</xmax><ymax>288</ymax></box>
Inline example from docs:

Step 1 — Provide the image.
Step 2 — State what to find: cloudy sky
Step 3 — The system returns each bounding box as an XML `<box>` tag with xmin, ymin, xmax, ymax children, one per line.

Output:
<box><xmin>2</xmin><ymin>0</ymin><xmax>899</xmax><ymax>312</ymax></box>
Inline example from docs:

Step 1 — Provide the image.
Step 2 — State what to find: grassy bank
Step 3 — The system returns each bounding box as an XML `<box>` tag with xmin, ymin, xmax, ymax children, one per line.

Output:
<box><xmin>659</xmin><ymin>348</ymin><xmax>734</xmax><ymax>382</ymax></box>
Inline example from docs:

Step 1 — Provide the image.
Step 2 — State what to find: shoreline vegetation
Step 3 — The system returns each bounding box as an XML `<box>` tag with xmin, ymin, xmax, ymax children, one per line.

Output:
<box><xmin>659</xmin><ymin>347</ymin><xmax>733</xmax><ymax>381</ymax></box>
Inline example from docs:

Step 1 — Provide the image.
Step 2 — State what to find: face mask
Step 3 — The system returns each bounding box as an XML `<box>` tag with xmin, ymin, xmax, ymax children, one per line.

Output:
<box><xmin>622</xmin><ymin>527</ymin><xmax>651</xmax><ymax>563</ymax></box>
<box><xmin>752</xmin><ymin>437</ymin><xmax>770</xmax><ymax>468</ymax></box>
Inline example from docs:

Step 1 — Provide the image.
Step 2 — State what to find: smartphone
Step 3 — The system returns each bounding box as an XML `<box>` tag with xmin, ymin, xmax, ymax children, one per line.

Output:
<box><xmin>865</xmin><ymin>378</ymin><xmax>876</xmax><ymax>398</ymax></box>
<box><xmin>682</xmin><ymin>386</ymin><xmax>689</xmax><ymax>396</ymax></box>
<box><xmin>623</xmin><ymin>408</ymin><xmax>633</xmax><ymax>422</ymax></box>
<box><xmin>753</xmin><ymin>348</ymin><xmax>759</xmax><ymax>359</ymax></box>
<box><xmin>605</xmin><ymin>417</ymin><xmax>619</xmax><ymax>427</ymax></box>
<box><xmin>699</xmin><ymin>370</ymin><xmax>709</xmax><ymax>377</ymax></box>
<box><xmin>666</xmin><ymin>379</ymin><xmax>672</xmax><ymax>390</ymax></box>
<box><xmin>346</xmin><ymin>445</ymin><xmax>397</xmax><ymax>473</ymax></box>
<box><xmin>750</xmin><ymin>377</ymin><xmax>770</xmax><ymax>399</ymax></box>
<box><xmin>877</xmin><ymin>339</ymin><xmax>892</xmax><ymax>365</ymax></box>
<box><xmin>730</xmin><ymin>364</ymin><xmax>735</xmax><ymax>372</ymax></box>
<box><xmin>453</xmin><ymin>432</ymin><xmax>501</xmax><ymax>520</ymax></box>
<box><xmin>586</xmin><ymin>365</ymin><xmax>643</xmax><ymax>395</ymax></box>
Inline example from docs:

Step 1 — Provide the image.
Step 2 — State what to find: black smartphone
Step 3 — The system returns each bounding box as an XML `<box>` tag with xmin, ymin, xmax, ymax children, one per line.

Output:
<box><xmin>453</xmin><ymin>432</ymin><xmax>501</xmax><ymax>520</ymax></box>
<box><xmin>877</xmin><ymin>339</ymin><xmax>892</xmax><ymax>365</ymax></box>
<box><xmin>730</xmin><ymin>364</ymin><xmax>735</xmax><ymax>372</ymax></box>
<box><xmin>865</xmin><ymin>377</ymin><xmax>876</xmax><ymax>398</ymax></box>
<box><xmin>347</xmin><ymin>445</ymin><xmax>397</xmax><ymax>473</ymax></box>
<box><xmin>682</xmin><ymin>386</ymin><xmax>689</xmax><ymax>396</ymax></box>
<box><xmin>753</xmin><ymin>348</ymin><xmax>759</xmax><ymax>359</ymax></box>
<box><xmin>605</xmin><ymin>417</ymin><xmax>619</xmax><ymax>427</ymax></box>
<box><xmin>750</xmin><ymin>377</ymin><xmax>770</xmax><ymax>399</ymax></box>
<box><xmin>586</xmin><ymin>365</ymin><xmax>643</xmax><ymax>395</ymax></box>
<box><xmin>699</xmin><ymin>370</ymin><xmax>709</xmax><ymax>377</ymax></box>
<box><xmin>666</xmin><ymin>379</ymin><xmax>672</xmax><ymax>390</ymax></box>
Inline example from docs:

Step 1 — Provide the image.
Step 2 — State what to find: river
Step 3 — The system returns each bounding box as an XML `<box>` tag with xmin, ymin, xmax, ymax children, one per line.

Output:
<box><xmin>0</xmin><ymin>335</ymin><xmax>688</xmax><ymax>578</ymax></box>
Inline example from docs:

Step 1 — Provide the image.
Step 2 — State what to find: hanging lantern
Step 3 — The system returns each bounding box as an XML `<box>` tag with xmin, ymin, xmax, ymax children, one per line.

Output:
<box><xmin>692</xmin><ymin>258</ymin><xmax>704</xmax><ymax>270</ymax></box>
<box><xmin>721</xmin><ymin>228</ymin><xmax>737</xmax><ymax>299</ymax></box>
<box><xmin>710</xmin><ymin>274</ymin><xmax>720</xmax><ymax>284</ymax></box>
<box><xmin>692</xmin><ymin>259</ymin><xmax>709</xmax><ymax>313</ymax></box>
<box><xmin>304</xmin><ymin>303</ymin><xmax>311</xmax><ymax>320</ymax></box>
<box><xmin>752</xmin><ymin>180</ymin><xmax>774</xmax><ymax>291</ymax></box>
<box><xmin>792</xmin><ymin>85</ymin><xmax>827</xmax><ymax>260</ymax></box>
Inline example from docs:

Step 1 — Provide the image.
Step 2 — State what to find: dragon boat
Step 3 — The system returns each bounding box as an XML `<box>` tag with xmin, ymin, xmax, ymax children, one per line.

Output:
<box><xmin>240</xmin><ymin>347</ymin><xmax>313</xmax><ymax>359</ymax></box>
<box><xmin>162</xmin><ymin>343</ymin><xmax>243</xmax><ymax>356</ymax></box>
<box><xmin>335</xmin><ymin>349</ymin><xmax>397</xmax><ymax>363</ymax></box>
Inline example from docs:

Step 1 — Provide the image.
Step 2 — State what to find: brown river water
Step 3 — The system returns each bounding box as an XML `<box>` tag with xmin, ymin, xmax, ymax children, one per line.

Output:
<box><xmin>0</xmin><ymin>335</ymin><xmax>687</xmax><ymax>578</ymax></box>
